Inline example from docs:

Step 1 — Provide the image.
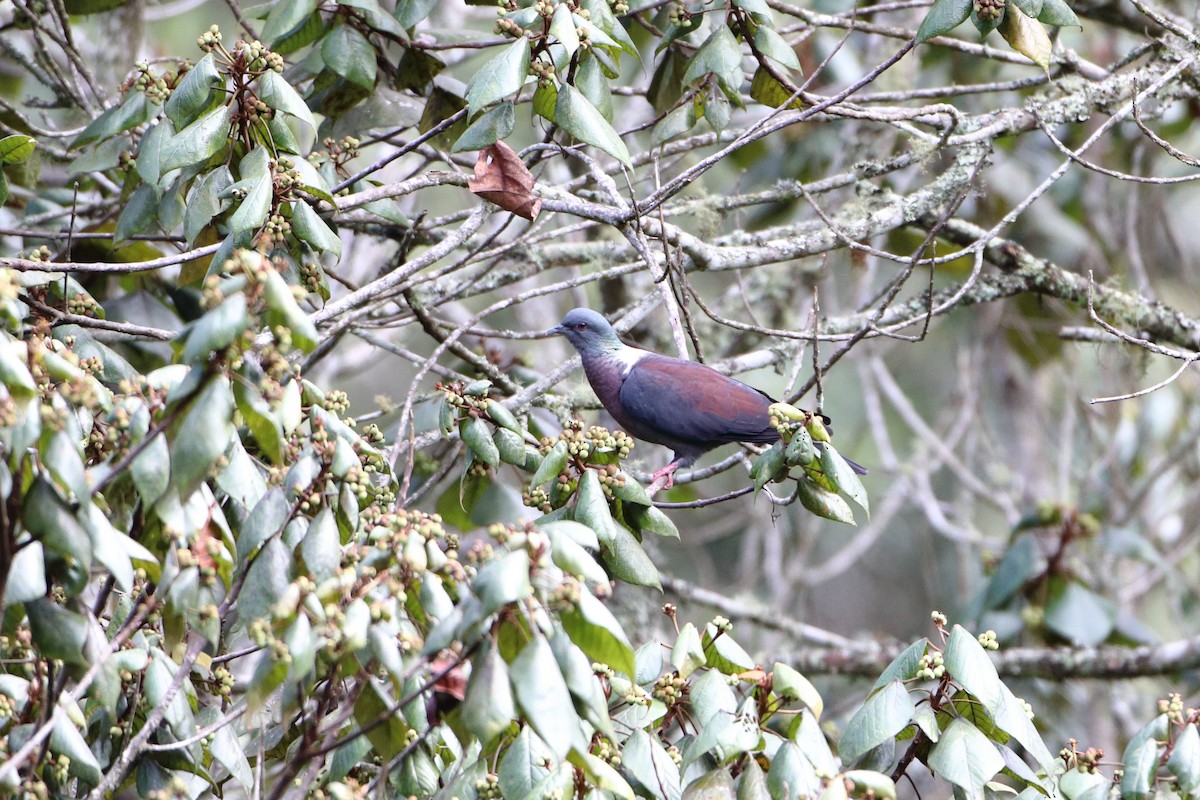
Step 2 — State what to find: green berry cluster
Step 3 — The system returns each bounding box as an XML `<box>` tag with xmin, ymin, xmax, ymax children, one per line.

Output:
<box><xmin>1060</xmin><ymin>740</ymin><xmax>1105</xmax><ymax>774</ymax></box>
<box><xmin>667</xmin><ymin>2</ymin><xmax>691</xmax><ymax>25</ymax></box>
<box><xmin>1158</xmin><ymin>692</ymin><xmax>1191</xmax><ymax>724</ymax></box>
<box><xmin>522</xmin><ymin>485</ymin><xmax>551</xmax><ymax>513</ymax></box>
<box><xmin>916</xmin><ymin>651</ymin><xmax>945</xmax><ymax>681</ymax></box>
<box><xmin>974</xmin><ymin>0</ymin><xmax>1006</xmax><ymax>22</ymax></box>
<box><xmin>23</xmin><ymin>245</ymin><xmax>51</xmax><ymax>263</ymax></box>
<box><xmin>977</xmin><ymin>629</ymin><xmax>999</xmax><ymax>650</ymax></box>
<box><xmin>130</xmin><ymin>61</ymin><xmax>172</xmax><ymax>103</ymax></box>
<box><xmin>475</xmin><ymin>773</ymin><xmax>502</xmax><ymax>800</ymax></box>
<box><xmin>196</xmin><ymin>24</ymin><xmax>223</xmax><ymax>51</ymax></box>
<box><xmin>593</xmin><ymin>737</ymin><xmax>622</xmax><ymax>766</ymax></box>
<box><xmin>496</xmin><ymin>15</ymin><xmax>525</xmax><ymax>36</ymax></box>
<box><xmin>652</xmin><ymin>673</ymin><xmax>687</xmax><ymax>707</ymax></box>
<box><xmin>237</xmin><ymin>39</ymin><xmax>285</xmax><ymax>73</ymax></box>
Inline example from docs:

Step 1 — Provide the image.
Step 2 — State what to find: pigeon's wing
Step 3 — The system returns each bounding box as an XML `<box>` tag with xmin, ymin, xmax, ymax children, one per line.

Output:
<box><xmin>618</xmin><ymin>355</ymin><xmax>778</xmax><ymax>447</ymax></box>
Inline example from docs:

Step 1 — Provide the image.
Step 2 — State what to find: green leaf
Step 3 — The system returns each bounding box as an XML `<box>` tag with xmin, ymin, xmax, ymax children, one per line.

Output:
<box><xmin>229</xmin><ymin>172</ymin><xmax>273</xmax><ymax>240</ymax></box>
<box><xmin>498</xmin><ymin>727</ymin><xmax>554</xmax><ymax>800</ymax></box>
<box><xmin>576</xmin><ymin>54</ymin><xmax>613</xmax><ymax>120</ymax></box>
<box><xmin>1044</xmin><ymin>579</ymin><xmax>1115</xmax><ymax>646</ymax></box>
<box><xmin>580</xmin><ymin>0</ymin><xmax>637</xmax><ymax>54</ymax></box>
<box><xmin>943</xmin><ymin>625</ymin><xmax>1003</xmax><ymax>716</ymax></box>
<box><xmin>550</xmin><ymin>3</ymin><xmax>581</xmax><ymax>55</ymax></box>
<box><xmin>531</xmin><ymin>440</ymin><xmax>569</xmax><ymax>486</ymax></box>
<box><xmin>927</xmin><ymin>718</ymin><xmax>1006</xmax><ymax>795</ymax></box>
<box><xmin>601</xmin><ymin>526</ymin><xmax>660</xmax><ymax>588</ymax></box>
<box><xmin>682</xmin><ymin>25</ymin><xmax>744</xmax><ymax>96</ymax></box>
<box><xmin>158</xmin><ymin>104</ymin><xmax>232</xmax><ymax>176</ymax></box>
<box><xmin>768</xmin><ymin>743</ymin><xmax>818</xmax><ymax>800</ymax></box>
<box><xmin>473</xmin><ymin>549</ymin><xmax>533</xmax><ymax>615</ymax></box>
<box><xmin>839</xmin><ymin>679</ymin><xmax>915</xmax><ymax>766</ymax></box>
<box><xmin>259</xmin><ymin>70</ymin><xmax>318</xmax><ymax>136</ymax></box>
<box><xmin>795</xmin><ymin>477</ymin><xmax>856</xmax><ymax>524</ymax></box>
<box><xmin>262</xmin><ymin>0</ymin><xmax>320</xmax><ymax>47</ymax></box>
<box><xmin>170</xmin><ymin>375</ymin><xmax>235</xmax><ymax>495</ymax></box>
<box><xmin>560</xmin><ymin>591</ymin><xmax>635</xmax><ymax>676</ymax></box>
<box><xmin>462</xmin><ymin>641</ymin><xmax>516</xmax><ymax>747</ymax></box>
<box><xmin>819</xmin><ymin>443</ymin><xmax>869</xmax><ymax>517</ymax></box>
<box><xmin>1168</xmin><ymin>723</ymin><xmax>1200</xmax><ymax>795</ymax></box>
<box><xmin>547</xmin><ymin>529</ymin><xmax>609</xmax><ymax>585</ymax></box>
<box><xmin>26</xmin><ymin>599</ymin><xmax>90</xmax><ymax>665</ymax></box>
<box><xmin>300</xmin><ymin>506</ymin><xmax>339</xmax><ymax>580</ymax></box>
<box><xmin>554</xmin><ymin>84</ymin><xmax>631</xmax><ymax>165</ymax></box>
<box><xmin>656</xmin><ymin>14</ymin><xmax>703</xmax><ymax>53</ymax></box>
<box><xmin>115</xmin><ymin>184</ymin><xmax>158</xmax><ymax>244</ymax></box>
<box><xmin>262</xmin><ymin>268</ymin><xmax>320</xmax><ymax>351</ymax></box>
<box><xmin>749</xmin><ymin>66</ymin><xmax>803</xmax><ymax>110</ymax></box>
<box><xmin>534</xmin><ymin>81</ymin><xmax>558</xmax><ymax>122</ymax></box>
<box><xmin>0</xmin><ymin>344</ymin><xmax>36</xmax><ymax>398</ymax></box>
<box><xmin>451</xmin><ymin>101</ymin><xmax>516</xmax><ymax>152</ymax></box>
<box><xmin>703</xmin><ymin>624</ymin><xmax>754</xmax><ymax>674</ymax></box>
<box><xmin>291</xmin><ymin>200</ymin><xmax>342</xmax><ymax>255</ymax></box>
<box><xmin>72</xmin><ymin>92</ymin><xmax>153</xmax><ymax>148</ymax></box>
<box><xmin>1010</xmin><ymin>0</ymin><xmax>1045</xmax><ymax>19</ymax></box>
<box><xmin>44</xmin><ymin>429</ymin><xmax>86</xmax><ymax>500</ymax></box>
<box><xmin>322</xmin><ymin>25</ymin><xmax>378</xmax><ymax>90</ymax></box>
<box><xmin>1036</xmin><ymin>0</ymin><xmax>1080</xmax><ymax>26</ymax></box>
<box><xmin>574</xmin><ymin>468</ymin><xmax>619</xmax><ymax>545</ymax></box>
<box><xmin>50</xmin><ymin>714</ymin><xmax>102</xmax><ymax>786</ymax></box>
<box><xmin>551</xmin><ymin>630</ymin><xmax>614</xmax><ymax>738</ymax></box>
<box><xmin>181</xmin><ymin>292</ymin><xmax>248</xmax><ymax>365</ymax></box>
<box><xmin>993</xmin><ymin>683</ymin><xmax>1056</xmax><ymax>774</ymax></box>
<box><xmin>395</xmin><ymin>0</ymin><xmax>440</xmax><ymax>27</ymax></box>
<box><xmin>540</xmin><ymin>519</ymin><xmax>600</xmax><ymax>550</ymax></box>
<box><xmin>671</xmin><ymin>622</ymin><xmax>706</xmax><ymax>679</ymax></box>
<box><xmin>753</xmin><ymin>26</ymin><xmax>801</xmax><ymax>71</ymax></box>
<box><xmin>916</xmin><ymin>0</ymin><xmax>974</xmax><ymax>41</ymax></box>
<box><xmin>1121</xmin><ymin>716</ymin><xmax>1168</xmax><ymax>800</ymax></box>
<box><xmin>165</xmin><ymin>53</ymin><xmax>224</xmax><ymax>129</ymax></box>
<box><xmin>135</xmin><ymin>118</ymin><xmax>171</xmax><ymax>189</ymax></box>
<box><xmin>23</xmin><ymin>478</ymin><xmax>90</xmax><ymax>565</ymax></box>
<box><xmin>184</xmin><ymin>165</ymin><xmax>233</xmax><ymax>244</ymax></box>
<box><xmin>4</xmin><ymin>541</ymin><xmax>46</xmax><ymax>603</ymax></box>
<box><xmin>510</xmin><ymin>635</ymin><xmax>588</xmax><ymax>760</ymax></box>
<box><xmin>460</xmin><ymin>416</ymin><xmax>501</xmax><ymax>466</ymax></box>
<box><xmin>625</xmin><ymin>503</ymin><xmax>680</xmax><ymax>539</ymax></box>
<box><xmin>466</xmin><ymin>37</ymin><xmax>531</xmax><ymax>116</ymax></box>
<box><xmin>622</xmin><ymin>729</ymin><xmax>683</xmax><ymax>800</ymax></box>
<box><xmin>0</xmin><ymin>135</ymin><xmax>35</xmax><ymax>165</ymax></box>
<box><xmin>871</xmin><ymin>639</ymin><xmax>928</xmax><ymax>693</ymax></box>
<box><xmin>571</xmin><ymin>751</ymin><xmax>635</xmax><ymax>800</ymax></box>
<box><xmin>772</xmin><ymin>662</ymin><xmax>823</xmax><ymax>718</ymax></box>
<box><xmin>752</xmin><ymin>441</ymin><xmax>786</xmax><ymax>494</ymax></box>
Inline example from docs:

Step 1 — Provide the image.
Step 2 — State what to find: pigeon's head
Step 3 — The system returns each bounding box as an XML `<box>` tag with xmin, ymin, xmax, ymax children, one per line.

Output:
<box><xmin>548</xmin><ymin>308</ymin><xmax>622</xmax><ymax>356</ymax></box>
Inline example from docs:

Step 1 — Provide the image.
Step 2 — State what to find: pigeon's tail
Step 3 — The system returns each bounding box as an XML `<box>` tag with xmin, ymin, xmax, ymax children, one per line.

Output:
<box><xmin>841</xmin><ymin>455</ymin><xmax>868</xmax><ymax>476</ymax></box>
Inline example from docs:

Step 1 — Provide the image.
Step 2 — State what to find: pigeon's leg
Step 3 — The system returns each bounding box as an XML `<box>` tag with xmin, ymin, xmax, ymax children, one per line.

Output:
<box><xmin>649</xmin><ymin>462</ymin><xmax>679</xmax><ymax>492</ymax></box>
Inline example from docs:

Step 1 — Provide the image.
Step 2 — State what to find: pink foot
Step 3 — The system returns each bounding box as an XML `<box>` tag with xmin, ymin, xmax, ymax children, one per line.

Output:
<box><xmin>649</xmin><ymin>463</ymin><xmax>678</xmax><ymax>493</ymax></box>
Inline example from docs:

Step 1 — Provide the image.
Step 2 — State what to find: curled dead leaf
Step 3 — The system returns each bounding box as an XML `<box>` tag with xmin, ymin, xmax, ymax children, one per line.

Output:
<box><xmin>1000</xmin><ymin>4</ymin><xmax>1052</xmax><ymax>73</ymax></box>
<box><xmin>468</xmin><ymin>141</ymin><xmax>542</xmax><ymax>220</ymax></box>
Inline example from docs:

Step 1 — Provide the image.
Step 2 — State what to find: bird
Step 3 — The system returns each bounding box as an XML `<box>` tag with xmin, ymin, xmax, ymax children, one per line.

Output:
<box><xmin>547</xmin><ymin>307</ymin><xmax>866</xmax><ymax>490</ymax></box>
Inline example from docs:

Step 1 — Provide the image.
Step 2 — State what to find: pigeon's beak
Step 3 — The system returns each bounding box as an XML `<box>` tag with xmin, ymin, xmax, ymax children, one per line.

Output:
<box><xmin>543</xmin><ymin>324</ymin><xmax>565</xmax><ymax>338</ymax></box>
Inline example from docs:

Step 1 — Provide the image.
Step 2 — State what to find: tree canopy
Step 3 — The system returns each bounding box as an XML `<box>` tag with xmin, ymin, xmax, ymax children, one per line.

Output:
<box><xmin>1</xmin><ymin>1</ymin><xmax>1200</xmax><ymax>799</ymax></box>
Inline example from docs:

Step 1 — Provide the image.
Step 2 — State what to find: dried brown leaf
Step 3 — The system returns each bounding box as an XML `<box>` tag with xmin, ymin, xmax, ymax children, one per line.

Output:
<box><xmin>467</xmin><ymin>141</ymin><xmax>542</xmax><ymax>220</ymax></box>
<box><xmin>1000</xmin><ymin>4</ymin><xmax>1052</xmax><ymax>73</ymax></box>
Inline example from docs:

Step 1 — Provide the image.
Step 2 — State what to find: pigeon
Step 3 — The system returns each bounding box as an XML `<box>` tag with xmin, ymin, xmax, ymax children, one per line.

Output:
<box><xmin>547</xmin><ymin>308</ymin><xmax>865</xmax><ymax>489</ymax></box>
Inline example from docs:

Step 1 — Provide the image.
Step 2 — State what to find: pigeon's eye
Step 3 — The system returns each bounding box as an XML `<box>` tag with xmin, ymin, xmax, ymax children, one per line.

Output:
<box><xmin>574</xmin><ymin>322</ymin><xmax>587</xmax><ymax>331</ymax></box>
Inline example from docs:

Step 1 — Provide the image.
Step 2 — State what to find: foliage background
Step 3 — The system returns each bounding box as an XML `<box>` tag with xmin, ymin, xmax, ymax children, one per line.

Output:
<box><xmin>1</xmin><ymin>0</ymin><xmax>1199</xmax><ymax>798</ymax></box>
